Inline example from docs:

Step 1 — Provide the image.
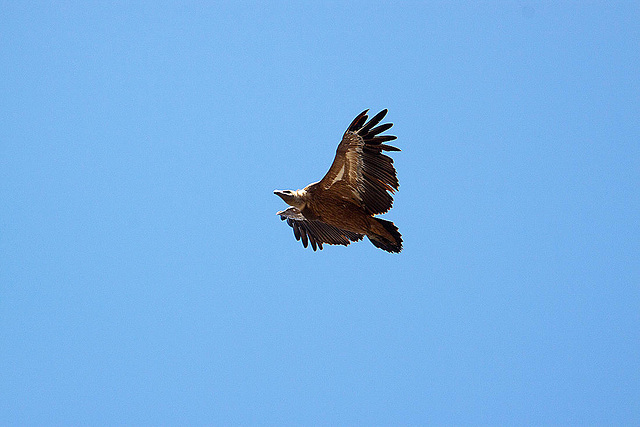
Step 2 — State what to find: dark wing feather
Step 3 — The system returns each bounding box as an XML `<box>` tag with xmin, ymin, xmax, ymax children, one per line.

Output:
<box><xmin>277</xmin><ymin>207</ymin><xmax>363</xmax><ymax>251</ymax></box>
<box><xmin>346</xmin><ymin>109</ymin><xmax>369</xmax><ymax>132</ymax></box>
<box><xmin>318</xmin><ymin>109</ymin><xmax>400</xmax><ymax>215</ymax></box>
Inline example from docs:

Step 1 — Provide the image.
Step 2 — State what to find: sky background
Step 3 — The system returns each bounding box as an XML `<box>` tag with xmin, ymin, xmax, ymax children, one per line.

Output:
<box><xmin>1</xmin><ymin>1</ymin><xmax>639</xmax><ymax>425</ymax></box>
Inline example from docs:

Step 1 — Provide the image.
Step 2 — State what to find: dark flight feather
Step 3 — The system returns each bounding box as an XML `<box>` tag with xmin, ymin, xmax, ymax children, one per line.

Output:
<box><xmin>278</xmin><ymin>207</ymin><xmax>363</xmax><ymax>251</ymax></box>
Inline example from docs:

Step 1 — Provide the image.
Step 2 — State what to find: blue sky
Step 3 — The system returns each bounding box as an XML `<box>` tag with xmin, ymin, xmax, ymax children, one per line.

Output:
<box><xmin>1</xmin><ymin>1</ymin><xmax>638</xmax><ymax>424</ymax></box>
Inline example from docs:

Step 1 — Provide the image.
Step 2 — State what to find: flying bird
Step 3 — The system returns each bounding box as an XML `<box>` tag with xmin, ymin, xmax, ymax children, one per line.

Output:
<box><xmin>274</xmin><ymin>109</ymin><xmax>402</xmax><ymax>253</ymax></box>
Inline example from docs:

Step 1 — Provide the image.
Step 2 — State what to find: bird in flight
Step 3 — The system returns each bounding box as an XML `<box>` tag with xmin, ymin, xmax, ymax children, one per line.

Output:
<box><xmin>274</xmin><ymin>109</ymin><xmax>402</xmax><ymax>253</ymax></box>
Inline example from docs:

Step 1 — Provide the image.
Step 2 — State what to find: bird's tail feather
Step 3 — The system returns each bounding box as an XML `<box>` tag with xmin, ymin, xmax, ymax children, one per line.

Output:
<box><xmin>368</xmin><ymin>218</ymin><xmax>402</xmax><ymax>253</ymax></box>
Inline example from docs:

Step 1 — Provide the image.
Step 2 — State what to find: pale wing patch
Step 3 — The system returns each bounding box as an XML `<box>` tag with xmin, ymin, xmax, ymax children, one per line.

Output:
<box><xmin>323</xmin><ymin>134</ymin><xmax>364</xmax><ymax>201</ymax></box>
<box><xmin>345</xmin><ymin>145</ymin><xmax>363</xmax><ymax>186</ymax></box>
<box><xmin>331</xmin><ymin>164</ymin><xmax>345</xmax><ymax>185</ymax></box>
<box><xmin>344</xmin><ymin>138</ymin><xmax>365</xmax><ymax>198</ymax></box>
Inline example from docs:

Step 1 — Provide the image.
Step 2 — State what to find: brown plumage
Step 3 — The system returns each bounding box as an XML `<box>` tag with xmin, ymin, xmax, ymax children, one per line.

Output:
<box><xmin>274</xmin><ymin>109</ymin><xmax>402</xmax><ymax>253</ymax></box>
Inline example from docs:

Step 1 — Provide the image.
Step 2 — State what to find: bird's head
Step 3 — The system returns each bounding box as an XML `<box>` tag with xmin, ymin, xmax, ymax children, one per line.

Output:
<box><xmin>274</xmin><ymin>189</ymin><xmax>306</xmax><ymax>210</ymax></box>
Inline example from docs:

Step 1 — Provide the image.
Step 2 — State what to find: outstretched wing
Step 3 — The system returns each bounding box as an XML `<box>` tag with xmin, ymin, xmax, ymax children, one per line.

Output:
<box><xmin>277</xmin><ymin>207</ymin><xmax>364</xmax><ymax>251</ymax></box>
<box><xmin>318</xmin><ymin>109</ymin><xmax>400</xmax><ymax>215</ymax></box>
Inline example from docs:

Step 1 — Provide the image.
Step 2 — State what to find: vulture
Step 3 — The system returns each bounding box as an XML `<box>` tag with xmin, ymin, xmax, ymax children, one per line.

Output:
<box><xmin>274</xmin><ymin>109</ymin><xmax>402</xmax><ymax>253</ymax></box>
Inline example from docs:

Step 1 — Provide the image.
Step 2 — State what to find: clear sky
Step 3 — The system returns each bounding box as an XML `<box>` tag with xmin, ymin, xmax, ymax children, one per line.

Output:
<box><xmin>1</xmin><ymin>1</ymin><xmax>638</xmax><ymax>425</ymax></box>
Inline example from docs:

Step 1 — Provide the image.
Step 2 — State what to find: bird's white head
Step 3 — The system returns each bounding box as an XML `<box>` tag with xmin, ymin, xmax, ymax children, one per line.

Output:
<box><xmin>273</xmin><ymin>189</ymin><xmax>306</xmax><ymax>210</ymax></box>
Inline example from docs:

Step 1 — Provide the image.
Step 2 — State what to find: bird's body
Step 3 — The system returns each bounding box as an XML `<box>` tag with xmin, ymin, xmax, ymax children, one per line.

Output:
<box><xmin>275</xmin><ymin>109</ymin><xmax>402</xmax><ymax>253</ymax></box>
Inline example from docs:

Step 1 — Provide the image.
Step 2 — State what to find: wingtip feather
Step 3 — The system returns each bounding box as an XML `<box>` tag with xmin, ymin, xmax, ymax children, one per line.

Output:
<box><xmin>347</xmin><ymin>109</ymin><xmax>369</xmax><ymax>132</ymax></box>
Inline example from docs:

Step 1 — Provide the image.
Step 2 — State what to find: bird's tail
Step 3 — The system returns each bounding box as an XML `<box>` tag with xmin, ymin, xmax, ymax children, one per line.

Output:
<box><xmin>368</xmin><ymin>218</ymin><xmax>402</xmax><ymax>253</ymax></box>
